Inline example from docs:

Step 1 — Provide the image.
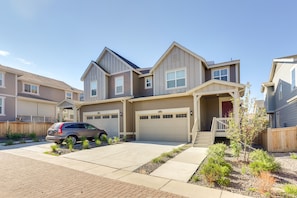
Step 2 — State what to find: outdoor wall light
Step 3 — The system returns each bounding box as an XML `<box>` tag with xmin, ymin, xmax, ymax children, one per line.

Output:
<box><xmin>120</xmin><ymin>112</ymin><xmax>123</xmax><ymax>116</ymax></box>
<box><xmin>190</xmin><ymin>110</ymin><xmax>193</xmax><ymax>116</ymax></box>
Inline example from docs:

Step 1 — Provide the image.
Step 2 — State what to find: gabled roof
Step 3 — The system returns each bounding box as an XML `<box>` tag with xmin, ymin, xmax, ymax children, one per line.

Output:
<box><xmin>207</xmin><ymin>60</ymin><xmax>240</xmax><ymax>68</ymax></box>
<box><xmin>0</xmin><ymin>64</ymin><xmax>82</xmax><ymax>93</ymax></box>
<box><xmin>150</xmin><ymin>42</ymin><xmax>208</xmax><ymax>74</ymax></box>
<box><xmin>94</xmin><ymin>47</ymin><xmax>141</xmax><ymax>74</ymax></box>
<box><xmin>266</xmin><ymin>54</ymin><xmax>297</xmax><ymax>83</ymax></box>
<box><xmin>80</xmin><ymin>61</ymin><xmax>110</xmax><ymax>81</ymax></box>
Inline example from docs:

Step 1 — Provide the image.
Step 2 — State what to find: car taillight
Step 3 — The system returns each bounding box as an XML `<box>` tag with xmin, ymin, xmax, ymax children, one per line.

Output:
<box><xmin>58</xmin><ymin>124</ymin><xmax>64</xmax><ymax>134</ymax></box>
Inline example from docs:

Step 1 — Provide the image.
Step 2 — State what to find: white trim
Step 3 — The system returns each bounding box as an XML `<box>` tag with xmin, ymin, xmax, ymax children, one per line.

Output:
<box><xmin>23</xmin><ymin>82</ymin><xmax>39</xmax><ymax>95</ymax></box>
<box><xmin>0</xmin><ymin>72</ymin><xmax>5</xmax><ymax>88</ymax></box>
<box><xmin>65</xmin><ymin>91</ymin><xmax>73</xmax><ymax>100</ymax></box>
<box><xmin>0</xmin><ymin>96</ymin><xmax>5</xmax><ymax>116</ymax></box>
<box><xmin>165</xmin><ymin>68</ymin><xmax>187</xmax><ymax>90</ymax></box>
<box><xmin>130</xmin><ymin>70</ymin><xmax>133</xmax><ymax>96</ymax></box>
<box><xmin>211</xmin><ymin>66</ymin><xmax>230</xmax><ymax>81</ymax></box>
<box><xmin>219</xmin><ymin>97</ymin><xmax>232</xmax><ymax>117</ymax></box>
<box><xmin>144</xmin><ymin>76</ymin><xmax>152</xmax><ymax>89</ymax></box>
<box><xmin>115</xmin><ymin>76</ymin><xmax>124</xmax><ymax>95</ymax></box>
<box><xmin>290</xmin><ymin>66</ymin><xmax>297</xmax><ymax>91</ymax></box>
<box><xmin>135</xmin><ymin>107</ymin><xmax>190</xmax><ymax>142</ymax></box>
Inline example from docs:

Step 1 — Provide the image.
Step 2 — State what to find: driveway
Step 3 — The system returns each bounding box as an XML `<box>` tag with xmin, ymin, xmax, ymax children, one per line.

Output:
<box><xmin>62</xmin><ymin>141</ymin><xmax>184</xmax><ymax>171</ymax></box>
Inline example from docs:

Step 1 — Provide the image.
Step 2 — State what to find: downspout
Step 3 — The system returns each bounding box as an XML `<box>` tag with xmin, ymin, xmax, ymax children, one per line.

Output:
<box><xmin>121</xmin><ymin>99</ymin><xmax>126</xmax><ymax>137</ymax></box>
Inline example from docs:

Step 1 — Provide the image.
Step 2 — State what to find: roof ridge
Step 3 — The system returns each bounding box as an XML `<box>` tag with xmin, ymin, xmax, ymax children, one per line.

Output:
<box><xmin>108</xmin><ymin>49</ymin><xmax>140</xmax><ymax>69</ymax></box>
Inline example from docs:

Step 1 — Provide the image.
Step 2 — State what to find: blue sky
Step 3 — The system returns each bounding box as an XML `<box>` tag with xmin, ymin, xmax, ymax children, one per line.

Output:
<box><xmin>1</xmin><ymin>0</ymin><xmax>297</xmax><ymax>99</ymax></box>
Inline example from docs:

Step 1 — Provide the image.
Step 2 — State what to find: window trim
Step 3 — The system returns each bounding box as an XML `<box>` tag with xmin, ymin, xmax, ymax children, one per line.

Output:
<box><xmin>0</xmin><ymin>97</ymin><xmax>5</xmax><ymax>116</ymax></box>
<box><xmin>90</xmin><ymin>80</ymin><xmax>97</xmax><ymax>97</ymax></box>
<box><xmin>0</xmin><ymin>72</ymin><xmax>5</xmax><ymax>88</ymax></box>
<box><xmin>165</xmin><ymin>68</ymin><xmax>186</xmax><ymax>90</ymax></box>
<box><xmin>291</xmin><ymin>67</ymin><xmax>296</xmax><ymax>91</ymax></box>
<box><xmin>65</xmin><ymin>91</ymin><xmax>73</xmax><ymax>100</ymax></box>
<box><xmin>23</xmin><ymin>83</ymin><xmax>39</xmax><ymax>95</ymax></box>
<box><xmin>115</xmin><ymin>76</ymin><xmax>124</xmax><ymax>95</ymax></box>
<box><xmin>212</xmin><ymin>67</ymin><xmax>230</xmax><ymax>81</ymax></box>
<box><xmin>145</xmin><ymin>76</ymin><xmax>152</xmax><ymax>89</ymax></box>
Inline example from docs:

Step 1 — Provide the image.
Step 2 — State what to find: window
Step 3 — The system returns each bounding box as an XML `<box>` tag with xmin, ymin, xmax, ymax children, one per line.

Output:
<box><xmin>0</xmin><ymin>97</ymin><xmax>4</xmax><ymax>115</ymax></box>
<box><xmin>145</xmin><ymin>77</ymin><xmax>152</xmax><ymax>89</ymax></box>
<box><xmin>279</xmin><ymin>82</ymin><xmax>283</xmax><ymax>100</ymax></box>
<box><xmin>163</xmin><ymin>114</ymin><xmax>173</xmax><ymax>119</ymax></box>
<box><xmin>213</xmin><ymin>68</ymin><xmax>228</xmax><ymax>81</ymax></box>
<box><xmin>166</xmin><ymin>69</ymin><xmax>186</xmax><ymax>89</ymax></box>
<box><xmin>176</xmin><ymin>114</ymin><xmax>187</xmax><ymax>118</ymax></box>
<box><xmin>65</xmin><ymin>92</ymin><xmax>72</xmax><ymax>100</ymax></box>
<box><xmin>115</xmin><ymin>76</ymin><xmax>124</xmax><ymax>95</ymax></box>
<box><xmin>103</xmin><ymin>115</ymin><xmax>110</xmax><ymax>119</ymax></box>
<box><xmin>291</xmin><ymin>68</ymin><xmax>296</xmax><ymax>90</ymax></box>
<box><xmin>90</xmin><ymin>81</ymin><xmax>97</xmax><ymax>97</ymax></box>
<box><xmin>0</xmin><ymin>72</ymin><xmax>4</xmax><ymax>87</ymax></box>
<box><xmin>24</xmin><ymin>83</ymin><xmax>38</xmax><ymax>94</ymax></box>
<box><xmin>140</xmin><ymin>115</ymin><xmax>149</xmax><ymax>120</ymax></box>
<box><xmin>151</xmin><ymin>115</ymin><xmax>160</xmax><ymax>119</ymax></box>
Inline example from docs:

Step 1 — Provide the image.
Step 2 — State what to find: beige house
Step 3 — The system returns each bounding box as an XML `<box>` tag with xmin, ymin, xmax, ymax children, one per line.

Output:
<box><xmin>0</xmin><ymin>64</ymin><xmax>82</xmax><ymax>122</ymax></box>
<box><xmin>80</xmin><ymin>42</ymin><xmax>245</xmax><ymax>145</ymax></box>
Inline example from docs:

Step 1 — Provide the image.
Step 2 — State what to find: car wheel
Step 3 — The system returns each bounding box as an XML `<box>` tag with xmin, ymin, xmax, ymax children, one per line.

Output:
<box><xmin>68</xmin><ymin>136</ymin><xmax>77</xmax><ymax>145</ymax></box>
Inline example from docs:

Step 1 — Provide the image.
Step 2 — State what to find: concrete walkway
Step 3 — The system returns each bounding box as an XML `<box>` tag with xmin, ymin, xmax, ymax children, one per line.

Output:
<box><xmin>0</xmin><ymin>141</ymin><xmax>252</xmax><ymax>198</ymax></box>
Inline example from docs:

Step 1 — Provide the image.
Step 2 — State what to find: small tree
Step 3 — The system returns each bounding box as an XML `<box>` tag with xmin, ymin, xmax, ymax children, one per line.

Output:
<box><xmin>227</xmin><ymin>83</ymin><xmax>268</xmax><ymax>162</ymax></box>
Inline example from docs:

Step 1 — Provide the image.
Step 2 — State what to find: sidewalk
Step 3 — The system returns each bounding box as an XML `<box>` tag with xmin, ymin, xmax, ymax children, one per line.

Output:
<box><xmin>0</xmin><ymin>141</ymin><xmax>252</xmax><ymax>198</ymax></box>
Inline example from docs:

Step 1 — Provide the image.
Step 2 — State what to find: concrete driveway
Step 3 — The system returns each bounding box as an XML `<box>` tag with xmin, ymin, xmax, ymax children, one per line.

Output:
<box><xmin>62</xmin><ymin>141</ymin><xmax>184</xmax><ymax>171</ymax></box>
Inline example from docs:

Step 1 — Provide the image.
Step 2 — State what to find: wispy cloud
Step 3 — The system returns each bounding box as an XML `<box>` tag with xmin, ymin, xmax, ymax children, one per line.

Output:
<box><xmin>17</xmin><ymin>58</ymin><xmax>32</xmax><ymax>65</ymax></box>
<box><xmin>0</xmin><ymin>50</ymin><xmax>10</xmax><ymax>56</ymax></box>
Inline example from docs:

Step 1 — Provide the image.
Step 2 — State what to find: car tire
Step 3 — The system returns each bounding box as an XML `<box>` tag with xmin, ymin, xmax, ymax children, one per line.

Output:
<box><xmin>68</xmin><ymin>136</ymin><xmax>77</xmax><ymax>145</ymax></box>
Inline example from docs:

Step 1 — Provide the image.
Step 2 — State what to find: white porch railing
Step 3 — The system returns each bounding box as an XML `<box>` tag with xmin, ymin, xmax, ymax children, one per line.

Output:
<box><xmin>191</xmin><ymin>119</ymin><xmax>199</xmax><ymax>146</ymax></box>
<box><xmin>210</xmin><ymin>117</ymin><xmax>231</xmax><ymax>142</ymax></box>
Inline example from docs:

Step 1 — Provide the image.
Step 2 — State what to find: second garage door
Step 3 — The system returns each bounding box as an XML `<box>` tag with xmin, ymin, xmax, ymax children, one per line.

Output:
<box><xmin>83</xmin><ymin>112</ymin><xmax>119</xmax><ymax>138</ymax></box>
<box><xmin>136</xmin><ymin>109</ymin><xmax>189</xmax><ymax>142</ymax></box>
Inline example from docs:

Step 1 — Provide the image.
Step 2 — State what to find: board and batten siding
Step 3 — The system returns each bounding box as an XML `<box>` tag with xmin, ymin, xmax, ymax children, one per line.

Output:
<box><xmin>153</xmin><ymin>46</ymin><xmax>203</xmax><ymax>96</ymax></box>
<box><xmin>84</xmin><ymin>65</ymin><xmax>107</xmax><ymax>101</ymax></box>
<box><xmin>99</xmin><ymin>51</ymin><xmax>132</xmax><ymax>74</ymax></box>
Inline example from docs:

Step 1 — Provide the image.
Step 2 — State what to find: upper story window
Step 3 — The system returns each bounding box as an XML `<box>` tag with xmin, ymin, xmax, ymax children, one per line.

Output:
<box><xmin>145</xmin><ymin>76</ymin><xmax>152</xmax><ymax>89</ymax></box>
<box><xmin>0</xmin><ymin>72</ymin><xmax>4</xmax><ymax>87</ymax></box>
<box><xmin>166</xmin><ymin>69</ymin><xmax>186</xmax><ymax>89</ymax></box>
<box><xmin>115</xmin><ymin>76</ymin><xmax>124</xmax><ymax>95</ymax></box>
<box><xmin>24</xmin><ymin>83</ymin><xmax>38</xmax><ymax>94</ymax></box>
<box><xmin>65</xmin><ymin>91</ymin><xmax>73</xmax><ymax>100</ymax></box>
<box><xmin>90</xmin><ymin>81</ymin><xmax>97</xmax><ymax>97</ymax></box>
<box><xmin>212</xmin><ymin>68</ymin><xmax>229</xmax><ymax>81</ymax></box>
<box><xmin>0</xmin><ymin>97</ymin><xmax>4</xmax><ymax>115</ymax></box>
<box><xmin>291</xmin><ymin>68</ymin><xmax>296</xmax><ymax>90</ymax></box>
<box><xmin>279</xmin><ymin>82</ymin><xmax>283</xmax><ymax>100</ymax></box>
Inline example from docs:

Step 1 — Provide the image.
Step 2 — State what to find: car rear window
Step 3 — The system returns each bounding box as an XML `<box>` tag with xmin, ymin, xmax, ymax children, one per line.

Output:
<box><xmin>65</xmin><ymin>123</ymin><xmax>86</xmax><ymax>129</ymax></box>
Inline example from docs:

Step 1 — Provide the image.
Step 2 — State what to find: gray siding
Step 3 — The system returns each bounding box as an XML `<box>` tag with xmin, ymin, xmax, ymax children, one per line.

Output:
<box><xmin>230</xmin><ymin>65</ymin><xmax>236</xmax><ymax>83</ymax></box>
<box><xmin>153</xmin><ymin>46</ymin><xmax>203</xmax><ymax>95</ymax></box>
<box><xmin>264</xmin><ymin>86</ymin><xmax>275</xmax><ymax>113</ymax></box>
<box><xmin>84</xmin><ymin>65</ymin><xmax>107</xmax><ymax>101</ymax></box>
<box><xmin>138</xmin><ymin>77</ymin><xmax>153</xmax><ymax>97</ymax></box>
<box><xmin>0</xmin><ymin>96</ymin><xmax>16</xmax><ymax>121</ymax></box>
<box><xmin>99</xmin><ymin>51</ymin><xmax>131</xmax><ymax>74</ymax></box>
<box><xmin>108</xmin><ymin>71</ymin><xmax>131</xmax><ymax>98</ymax></box>
<box><xmin>1</xmin><ymin>72</ymin><xmax>17</xmax><ymax>95</ymax></box>
<box><xmin>277</xmin><ymin>102</ymin><xmax>297</xmax><ymax>127</ymax></box>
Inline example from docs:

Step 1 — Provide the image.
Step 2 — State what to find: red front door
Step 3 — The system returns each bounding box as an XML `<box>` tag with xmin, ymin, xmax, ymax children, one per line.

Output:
<box><xmin>222</xmin><ymin>101</ymin><xmax>233</xmax><ymax>117</ymax></box>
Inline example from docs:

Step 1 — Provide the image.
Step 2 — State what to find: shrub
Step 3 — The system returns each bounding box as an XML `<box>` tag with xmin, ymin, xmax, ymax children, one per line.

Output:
<box><xmin>290</xmin><ymin>153</ymin><xmax>297</xmax><ymax>160</ymax></box>
<box><xmin>82</xmin><ymin>140</ymin><xmax>90</xmax><ymax>149</ymax></box>
<box><xmin>208</xmin><ymin>143</ymin><xmax>227</xmax><ymax>158</ymax></box>
<box><xmin>65</xmin><ymin>137</ymin><xmax>74</xmax><ymax>151</ymax></box>
<box><xmin>81</xmin><ymin>136</ymin><xmax>87</xmax><ymax>142</ymax></box>
<box><xmin>51</xmin><ymin>144</ymin><xmax>59</xmax><ymax>152</ymax></box>
<box><xmin>28</xmin><ymin>132</ymin><xmax>37</xmax><ymax>140</ymax></box>
<box><xmin>6</xmin><ymin>133</ymin><xmax>22</xmax><ymax>141</ymax></box>
<box><xmin>5</xmin><ymin>140</ymin><xmax>14</xmax><ymax>146</ymax></box>
<box><xmin>161</xmin><ymin>151</ymin><xmax>174</xmax><ymax>158</ymax></box>
<box><xmin>283</xmin><ymin>184</ymin><xmax>297</xmax><ymax>197</ymax></box>
<box><xmin>256</xmin><ymin>171</ymin><xmax>276</xmax><ymax>195</ymax></box>
<box><xmin>249</xmin><ymin>149</ymin><xmax>281</xmax><ymax>175</ymax></box>
<box><xmin>152</xmin><ymin>156</ymin><xmax>165</xmax><ymax>164</ymax></box>
<box><xmin>95</xmin><ymin>139</ymin><xmax>101</xmax><ymax>146</ymax></box>
<box><xmin>101</xmin><ymin>134</ymin><xmax>108</xmax><ymax>142</ymax></box>
<box><xmin>191</xmin><ymin>175</ymin><xmax>200</xmax><ymax>182</ymax></box>
<box><xmin>200</xmin><ymin>157</ymin><xmax>232</xmax><ymax>186</ymax></box>
<box><xmin>230</xmin><ymin>140</ymin><xmax>241</xmax><ymax>158</ymax></box>
<box><xmin>113</xmin><ymin>136</ymin><xmax>120</xmax><ymax>144</ymax></box>
<box><xmin>107</xmin><ymin>138</ymin><xmax>113</xmax><ymax>145</ymax></box>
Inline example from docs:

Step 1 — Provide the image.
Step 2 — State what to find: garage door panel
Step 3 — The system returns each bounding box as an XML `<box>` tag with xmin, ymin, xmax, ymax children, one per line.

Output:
<box><xmin>84</xmin><ymin>113</ymin><xmax>119</xmax><ymax>138</ymax></box>
<box><xmin>138</xmin><ymin>112</ymin><xmax>188</xmax><ymax>142</ymax></box>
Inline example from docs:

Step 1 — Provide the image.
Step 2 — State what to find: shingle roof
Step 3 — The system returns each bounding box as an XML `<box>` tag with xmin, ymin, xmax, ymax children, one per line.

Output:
<box><xmin>0</xmin><ymin>64</ymin><xmax>82</xmax><ymax>93</ymax></box>
<box><xmin>109</xmin><ymin>49</ymin><xmax>140</xmax><ymax>69</ymax></box>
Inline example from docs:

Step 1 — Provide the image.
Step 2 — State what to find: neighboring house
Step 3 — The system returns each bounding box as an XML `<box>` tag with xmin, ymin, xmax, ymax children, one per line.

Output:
<box><xmin>0</xmin><ymin>64</ymin><xmax>82</xmax><ymax>122</ymax></box>
<box><xmin>79</xmin><ymin>42</ymin><xmax>245</xmax><ymax>144</ymax></box>
<box><xmin>262</xmin><ymin>55</ymin><xmax>297</xmax><ymax>128</ymax></box>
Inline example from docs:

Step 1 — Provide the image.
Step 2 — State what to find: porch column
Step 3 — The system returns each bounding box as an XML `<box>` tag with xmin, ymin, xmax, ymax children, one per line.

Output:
<box><xmin>193</xmin><ymin>94</ymin><xmax>201</xmax><ymax>131</ymax></box>
<box><xmin>73</xmin><ymin>106</ymin><xmax>78</xmax><ymax>122</ymax></box>
<box><xmin>58</xmin><ymin>108</ymin><xmax>63</xmax><ymax>122</ymax></box>
<box><xmin>232</xmin><ymin>90</ymin><xmax>240</xmax><ymax>124</ymax></box>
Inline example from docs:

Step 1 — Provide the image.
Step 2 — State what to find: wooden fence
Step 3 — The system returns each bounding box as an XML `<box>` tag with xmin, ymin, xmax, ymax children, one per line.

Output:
<box><xmin>262</xmin><ymin>127</ymin><xmax>297</xmax><ymax>152</ymax></box>
<box><xmin>0</xmin><ymin>121</ymin><xmax>53</xmax><ymax>138</ymax></box>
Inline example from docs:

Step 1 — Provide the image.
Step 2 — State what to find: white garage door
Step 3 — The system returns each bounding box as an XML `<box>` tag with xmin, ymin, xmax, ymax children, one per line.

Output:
<box><xmin>84</xmin><ymin>112</ymin><xmax>119</xmax><ymax>138</ymax></box>
<box><xmin>137</xmin><ymin>109</ymin><xmax>189</xmax><ymax>142</ymax></box>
